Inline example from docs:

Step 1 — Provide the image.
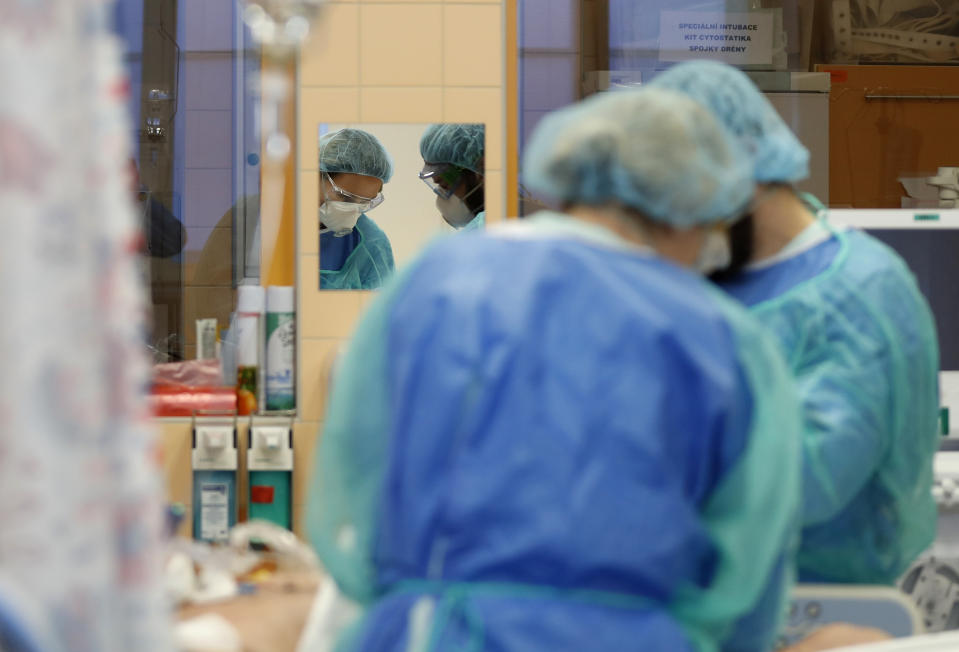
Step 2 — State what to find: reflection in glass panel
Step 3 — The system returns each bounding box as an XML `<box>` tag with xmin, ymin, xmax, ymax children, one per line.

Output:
<box><xmin>111</xmin><ymin>0</ymin><xmax>260</xmax><ymax>363</ymax></box>
<box><xmin>827</xmin><ymin>1</ymin><xmax>959</xmax><ymax>66</ymax></box>
<box><xmin>518</xmin><ymin>1</ymin><xmax>959</xmax><ymax>211</ymax></box>
<box><xmin>822</xmin><ymin>65</ymin><xmax>959</xmax><ymax>209</ymax></box>
<box><xmin>520</xmin><ymin>0</ymin><xmax>829</xmax><ymax>209</ymax></box>
<box><xmin>316</xmin><ymin>123</ymin><xmax>486</xmax><ymax>290</ymax></box>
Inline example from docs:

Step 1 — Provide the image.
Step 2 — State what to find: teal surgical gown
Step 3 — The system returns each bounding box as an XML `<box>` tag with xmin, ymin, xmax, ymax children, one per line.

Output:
<box><xmin>718</xmin><ymin>221</ymin><xmax>940</xmax><ymax>585</ymax></box>
<box><xmin>320</xmin><ymin>214</ymin><xmax>395</xmax><ymax>290</ymax></box>
<box><xmin>308</xmin><ymin>212</ymin><xmax>802</xmax><ymax>651</ymax></box>
<box><xmin>461</xmin><ymin>210</ymin><xmax>486</xmax><ymax>232</ymax></box>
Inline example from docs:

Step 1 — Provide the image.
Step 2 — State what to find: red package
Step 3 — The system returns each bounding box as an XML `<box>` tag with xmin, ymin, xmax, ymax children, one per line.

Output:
<box><xmin>149</xmin><ymin>385</ymin><xmax>236</xmax><ymax>417</ymax></box>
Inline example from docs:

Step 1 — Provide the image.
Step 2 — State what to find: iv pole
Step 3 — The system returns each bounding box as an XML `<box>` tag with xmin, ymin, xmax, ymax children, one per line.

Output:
<box><xmin>242</xmin><ymin>0</ymin><xmax>326</xmax><ymax>285</ymax></box>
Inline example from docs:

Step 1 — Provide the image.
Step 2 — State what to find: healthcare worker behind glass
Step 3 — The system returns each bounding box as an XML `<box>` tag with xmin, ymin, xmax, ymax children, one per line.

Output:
<box><xmin>306</xmin><ymin>88</ymin><xmax>803</xmax><ymax>651</ymax></box>
<box><xmin>319</xmin><ymin>128</ymin><xmax>395</xmax><ymax>290</ymax></box>
<box><xmin>418</xmin><ymin>123</ymin><xmax>486</xmax><ymax>230</ymax></box>
<box><xmin>652</xmin><ymin>60</ymin><xmax>941</xmax><ymax>585</ymax></box>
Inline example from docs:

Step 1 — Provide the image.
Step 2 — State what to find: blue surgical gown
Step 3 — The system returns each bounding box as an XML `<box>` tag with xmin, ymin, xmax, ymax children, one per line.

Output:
<box><xmin>320</xmin><ymin>214</ymin><xmax>395</xmax><ymax>290</ymax></box>
<box><xmin>718</xmin><ymin>222</ymin><xmax>940</xmax><ymax>585</ymax></box>
<box><xmin>308</xmin><ymin>212</ymin><xmax>802</xmax><ymax>651</ymax></box>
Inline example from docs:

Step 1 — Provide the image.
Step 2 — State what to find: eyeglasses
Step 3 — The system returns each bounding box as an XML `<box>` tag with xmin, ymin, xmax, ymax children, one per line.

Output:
<box><xmin>418</xmin><ymin>163</ymin><xmax>470</xmax><ymax>200</ymax></box>
<box><xmin>323</xmin><ymin>172</ymin><xmax>384</xmax><ymax>210</ymax></box>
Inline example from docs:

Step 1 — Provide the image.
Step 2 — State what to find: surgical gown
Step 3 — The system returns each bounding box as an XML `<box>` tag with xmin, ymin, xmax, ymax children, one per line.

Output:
<box><xmin>320</xmin><ymin>214</ymin><xmax>395</xmax><ymax>290</ymax></box>
<box><xmin>461</xmin><ymin>210</ymin><xmax>486</xmax><ymax>232</ymax></box>
<box><xmin>308</xmin><ymin>213</ymin><xmax>802</xmax><ymax>651</ymax></box>
<box><xmin>718</xmin><ymin>222</ymin><xmax>940</xmax><ymax>585</ymax></box>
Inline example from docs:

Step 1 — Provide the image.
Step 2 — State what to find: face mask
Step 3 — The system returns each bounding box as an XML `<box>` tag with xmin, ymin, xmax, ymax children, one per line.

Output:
<box><xmin>436</xmin><ymin>194</ymin><xmax>476</xmax><ymax>229</ymax></box>
<box><xmin>319</xmin><ymin>201</ymin><xmax>363</xmax><ymax>236</ymax></box>
<box><xmin>693</xmin><ymin>228</ymin><xmax>732</xmax><ymax>275</ymax></box>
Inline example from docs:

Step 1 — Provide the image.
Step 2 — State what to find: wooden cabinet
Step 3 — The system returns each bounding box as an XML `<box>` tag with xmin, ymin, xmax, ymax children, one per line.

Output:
<box><xmin>815</xmin><ymin>64</ymin><xmax>959</xmax><ymax>208</ymax></box>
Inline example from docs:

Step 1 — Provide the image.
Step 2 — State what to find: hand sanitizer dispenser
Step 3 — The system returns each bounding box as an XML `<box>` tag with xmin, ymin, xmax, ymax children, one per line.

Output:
<box><xmin>192</xmin><ymin>417</ymin><xmax>238</xmax><ymax>543</ymax></box>
<box><xmin>248</xmin><ymin>418</ymin><xmax>293</xmax><ymax>530</ymax></box>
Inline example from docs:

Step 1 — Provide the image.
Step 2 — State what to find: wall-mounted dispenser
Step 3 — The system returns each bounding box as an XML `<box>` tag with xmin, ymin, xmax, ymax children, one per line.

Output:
<box><xmin>248</xmin><ymin>416</ymin><xmax>294</xmax><ymax>530</ymax></box>
<box><xmin>192</xmin><ymin>415</ymin><xmax>239</xmax><ymax>543</ymax></box>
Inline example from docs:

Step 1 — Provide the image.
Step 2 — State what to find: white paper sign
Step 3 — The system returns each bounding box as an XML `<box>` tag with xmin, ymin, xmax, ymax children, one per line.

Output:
<box><xmin>659</xmin><ymin>12</ymin><xmax>774</xmax><ymax>65</ymax></box>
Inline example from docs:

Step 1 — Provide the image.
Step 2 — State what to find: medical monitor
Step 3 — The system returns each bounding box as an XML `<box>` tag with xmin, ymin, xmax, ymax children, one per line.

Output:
<box><xmin>827</xmin><ymin>209</ymin><xmax>959</xmax><ymax>433</ymax></box>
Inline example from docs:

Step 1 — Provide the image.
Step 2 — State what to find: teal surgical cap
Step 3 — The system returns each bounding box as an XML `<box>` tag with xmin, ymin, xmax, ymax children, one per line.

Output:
<box><xmin>523</xmin><ymin>87</ymin><xmax>754</xmax><ymax>228</ymax></box>
<box><xmin>650</xmin><ymin>60</ymin><xmax>810</xmax><ymax>185</ymax></box>
<box><xmin>419</xmin><ymin>123</ymin><xmax>485</xmax><ymax>174</ymax></box>
<box><xmin>319</xmin><ymin>128</ymin><xmax>394</xmax><ymax>183</ymax></box>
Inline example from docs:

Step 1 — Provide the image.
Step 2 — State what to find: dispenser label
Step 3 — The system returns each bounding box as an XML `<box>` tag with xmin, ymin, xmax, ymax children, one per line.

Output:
<box><xmin>200</xmin><ymin>482</ymin><xmax>229</xmax><ymax>541</ymax></box>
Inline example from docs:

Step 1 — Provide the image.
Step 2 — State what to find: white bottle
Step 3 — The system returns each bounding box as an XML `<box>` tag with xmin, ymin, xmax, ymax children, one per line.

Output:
<box><xmin>265</xmin><ymin>286</ymin><xmax>295</xmax><ymax>411</ymax></box>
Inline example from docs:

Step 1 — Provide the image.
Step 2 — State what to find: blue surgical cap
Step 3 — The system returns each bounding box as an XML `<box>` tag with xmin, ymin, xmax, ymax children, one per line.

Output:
<box><xmin>319</xmin><ymin>128</ymin><xmax>394</xmax><ymax>183</ymax></box>
<box><xmin>419</xmin><ymin>124</ymin><xmax>485</xmax><ymax>174</ymax></box>
<box><xmin>650</xmin><ymin>60</ymin><xmax>810</xmax><ymax>185</ymax></box>
<box><xmin>523</xmin><ymin>87</ymin><xmax>754</xmax><ymax>228</ymax></box>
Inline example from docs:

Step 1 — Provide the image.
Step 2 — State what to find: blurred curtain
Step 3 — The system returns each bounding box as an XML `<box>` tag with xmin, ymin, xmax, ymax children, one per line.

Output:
<box><xmin>0</xmin><ymin>1</ymin><xmax>171</xmax><ymax>650</ymax></box>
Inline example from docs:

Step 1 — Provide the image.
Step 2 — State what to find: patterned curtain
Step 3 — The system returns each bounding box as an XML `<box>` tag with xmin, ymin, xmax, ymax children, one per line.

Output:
<box><xmin>0</xmin><ymin>1</ymin><xmax>171</xmax><ymax>650</ymax></box>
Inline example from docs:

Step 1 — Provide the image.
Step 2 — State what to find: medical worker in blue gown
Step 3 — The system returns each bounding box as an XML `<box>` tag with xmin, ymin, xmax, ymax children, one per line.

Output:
<box><xmin>306</xmin><ymin>88</ymin><xmax>803</xmax><ymax>651</ymax></box>
<box><xmin>319</xmin><ymin>128</ymin><xmax>395</xmax><ymax>290</ymax></box>
<box><xmin>653</xmin><ymin>60</ymin><xmax>941</xmax><ymax>585</ymax></box>
<box><xmin>418</xmin><ymin>123</ymin><xmax>486</xmax><ymax>231</ymax></box>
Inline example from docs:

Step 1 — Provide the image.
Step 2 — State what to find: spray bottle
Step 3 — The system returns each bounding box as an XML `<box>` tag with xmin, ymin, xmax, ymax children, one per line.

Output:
<box><xmin>247</xmin><ymin>416</ymin><xmax>293</xmax><ymax>530</ymax></box>
<box><xmin>265</xmin><ymin>286</ymin><xmax>295</xmax><ymax>411</ymax></box>
<box><xmin>192</xmin><ymin>415</ymin><xmax>238</xmax><ymax>543</ymax></box>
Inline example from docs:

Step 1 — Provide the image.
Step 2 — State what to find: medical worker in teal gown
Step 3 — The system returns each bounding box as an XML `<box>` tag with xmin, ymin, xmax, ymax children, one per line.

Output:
<box><xmin>307</xmin><ymin>88</ymin><xmax>803</xmax><ymax>651</ymax></box>
<box><xmin>319</xmin><ymin>128</ymin><xmax>395</xmax><ymax>290</ymax></box>
<box><xmin>418</xmin><ymin>123</ymin><xmax>487</xmax><ymax>232</ymax></box>
<box><xmin>653</xmin><ymin>60</ymin><xmax>941</xmax><ymax>585</ymax></box>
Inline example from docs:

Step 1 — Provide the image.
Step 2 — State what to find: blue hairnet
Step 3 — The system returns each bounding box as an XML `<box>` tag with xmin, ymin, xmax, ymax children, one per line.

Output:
<box><xmin>319</xmin><ymin>128</ymin><xmax>394</xmax><ymax>183</ymax></box>
<box><xmin>419</xmin><ymin>124</ymin><xmax>485</xmax><ymax>174</ymax></box>
<box><xmin>650</xmin><ymin>61</ymin><xmax>810</xmax><ymax>185</ymax></box>
<box><xmin>523</xmin><ymin>87</ymin><xmax>754</xmax><ymax>227</ymax></box>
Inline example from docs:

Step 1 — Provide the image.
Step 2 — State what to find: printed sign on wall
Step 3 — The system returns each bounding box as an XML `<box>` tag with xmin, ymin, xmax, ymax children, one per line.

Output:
<box><xmin>659</xmin><ymin>12</ymin><xmax>774</xmax><ymax>66</ymax></box>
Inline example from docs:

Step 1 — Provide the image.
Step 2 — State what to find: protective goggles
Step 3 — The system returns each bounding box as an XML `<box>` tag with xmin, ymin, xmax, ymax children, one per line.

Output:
<box><xmin>323</xmin><ymin>172</ymin><xmax>384</xmax><ymax>211</ymax></box>
<box><xmin>418</xmin><ymin>163</ymin><xmax>470</xmax><ymax>200</ymax></box>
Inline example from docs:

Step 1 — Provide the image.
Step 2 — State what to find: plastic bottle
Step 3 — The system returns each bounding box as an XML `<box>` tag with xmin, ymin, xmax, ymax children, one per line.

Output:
<box><xmin>236</xmin><ymin>285</ymin><xmax>265</xmax><ymax>416</ymax></box>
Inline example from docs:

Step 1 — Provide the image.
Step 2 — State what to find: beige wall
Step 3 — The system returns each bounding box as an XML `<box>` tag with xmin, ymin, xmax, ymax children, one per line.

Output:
<box><xmin>159</xmin><ymin>0</ymin><xmax>509</xmax><ymax>539</ymax></box>
<box><xmin>296</xmin><ymin>0</ymin><xmax>509</xmax><ymax>499</ymax></box>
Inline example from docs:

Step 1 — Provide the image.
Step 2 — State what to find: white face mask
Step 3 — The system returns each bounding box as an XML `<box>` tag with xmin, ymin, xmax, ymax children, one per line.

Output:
<box><xmin>435</xmin><ymin>194</ymin><xmax>476</xmax><ymax>229</ymax></box>
<box><xmin>319</xmin><ymin>201</ymin><xmax>363</xmax><ymax>237</ymax></box>
<box><xmin>693</xmin><ymin>228</ymin><xmax>732</xmax><ymax>275</ymax></box>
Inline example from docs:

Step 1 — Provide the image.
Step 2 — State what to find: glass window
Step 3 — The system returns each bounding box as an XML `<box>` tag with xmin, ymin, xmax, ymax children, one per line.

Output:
<box><xmin>112</xmin><ymin>0</ymin><xmax>261</xmax><ymax>363</ymax></box>
<box><xmin>517</xmin><ymin>0</ymin><xmax>959</xmax><ymax>211</ymax></box>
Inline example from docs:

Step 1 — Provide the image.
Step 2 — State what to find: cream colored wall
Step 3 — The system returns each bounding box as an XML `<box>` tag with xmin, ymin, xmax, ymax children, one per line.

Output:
<box><xmin>296</xmin><ymin>0</ymin><xmax>508</xmax><ymax>501</ymax></box>
<box><xmin>159</xmin><ymin>0</ymin><xmax>508</xmax><ymax>540</ymax></box>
